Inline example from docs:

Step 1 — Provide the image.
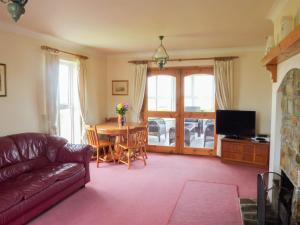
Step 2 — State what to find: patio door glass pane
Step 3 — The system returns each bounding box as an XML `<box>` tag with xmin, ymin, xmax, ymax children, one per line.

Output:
<box><xmin>148</xmin><ymin>75</ymin><xmax>176</xmax><ymax>111</ymax></box>
<box><xmin>183</xmin><ymin>74</ymin><xmax>216</xmax><ymax>152</ymax></box>
<box><xmin>184</xmin><ymin>118</ymin><xmax>215</xmax><ymax>149</ymax></box>
<box><xmin>184</xmin><ymin>75</ymin><xmax>215</xmax><ymax>112</ymax></box>
<box><xmin>148</xmin><ymin>117</ymin><xmax>176</xmax><ymax>146</ymax></box>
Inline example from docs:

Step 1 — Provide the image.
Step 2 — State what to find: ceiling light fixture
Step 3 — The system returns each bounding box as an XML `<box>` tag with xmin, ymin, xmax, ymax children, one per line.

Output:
<box><xmin>0</xmin><ymin>0</ymin><xmax>28</xmax><ymax>22</ymax></box>
<box><xmin>152</xmin><ymin>35</ymin><xmax>169</xmax><ymax>69</ymax></box>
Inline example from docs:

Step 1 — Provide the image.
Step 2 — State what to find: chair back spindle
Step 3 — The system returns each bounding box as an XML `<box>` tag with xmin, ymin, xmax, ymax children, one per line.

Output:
<box><xmin>85</xmin><ymin>125</ymin><xmax>99</xmax><ymax>147</ymax></box>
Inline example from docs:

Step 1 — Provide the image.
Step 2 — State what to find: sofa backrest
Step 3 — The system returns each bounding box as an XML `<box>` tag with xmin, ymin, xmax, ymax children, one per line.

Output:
<box><xmin>0</xmin><ymin>133</ymin><xmax>50</xmax><ymax>183</ymax></box>
<box><xmin>0</xmin><ymin>133</ymin><xmax>69</xmax><ymax>183</ymax></box>
<box><xmin>8</xmin><ymin>133</ymin><xmax>48</xmax><ymax>160</ymax></box>
<box><xmin>46</xmin><ymin>135</ymin><xmax>68</xmax><ymax>162</ymax></box>
<box><xmin>0</xmin><ymin>137</ymin><xmax>22</xmax><ymax>169</ymax></box>
<box><xmin>0</xmin><ymin>136</ymin><xmax>48</xmax><ymax>183</ymax></box>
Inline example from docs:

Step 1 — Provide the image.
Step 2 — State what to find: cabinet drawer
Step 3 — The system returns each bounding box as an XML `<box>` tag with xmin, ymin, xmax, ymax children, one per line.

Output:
<box><xmin>254</xmin><ymin>155</ymin><xmax>268</xmax><ymax>165</ymax></box>
<box><xmin>242</xmin><ymin>144</ymin><xmax>254</xmax><ymax>162</ymax></box>
<box><xmin>222</xmin><ymin>142</ymin><xmax>242</xmax><ymax>153</ymax></box>
<box><xmin>255</xmin><ymin>145</ymin><xmax>269</xmax><ymax>155</ymax></box>
<box><xmin>254</xmin><ymin>145</ymin><xmax>269</xmax><ymax>165</ymax></box>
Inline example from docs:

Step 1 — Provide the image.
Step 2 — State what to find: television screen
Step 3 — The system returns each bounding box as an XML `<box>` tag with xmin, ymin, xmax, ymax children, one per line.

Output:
<box><xmin>216</xmin><ymin>110</ymin><xmax>256</xmax><ymax>138</ymax></box>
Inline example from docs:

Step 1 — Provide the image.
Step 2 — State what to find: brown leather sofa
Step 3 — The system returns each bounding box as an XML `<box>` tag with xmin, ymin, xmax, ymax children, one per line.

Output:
<box><xmin>0</xmin><ymin>133</ymin><xmax>93</xmax><ymax>225</ymax></box>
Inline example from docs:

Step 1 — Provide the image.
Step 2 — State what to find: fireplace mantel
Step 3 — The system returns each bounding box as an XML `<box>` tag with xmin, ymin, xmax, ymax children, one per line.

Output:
<box><xmin>262</xmin><ymin>25</ymin><xmax>300</xmax><ymax>82</ymax></box>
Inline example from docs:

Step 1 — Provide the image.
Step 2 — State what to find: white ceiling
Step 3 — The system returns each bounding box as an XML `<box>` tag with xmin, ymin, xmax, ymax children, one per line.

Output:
<box><xmin>0</xmin><ymin>0</ymin><xmax>275</xmax><ymax>53</ymax></box>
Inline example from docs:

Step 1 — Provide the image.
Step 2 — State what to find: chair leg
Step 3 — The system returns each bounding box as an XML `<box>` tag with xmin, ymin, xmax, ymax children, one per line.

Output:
<box><xmin>143</xmin><ymin>146</ymin><xmax>148</xmax><ymax>159</ymax></box>
<box><xmin>118</xmin><ymin>148</ymin><xmax>123</xmax><ymax>164</ymax></box>
<box><xmin>128</xmin><ymin>149</ymin><xmax>131</xmax><ymax>169</ymax></box>
<box><xmin>141</xmin><ymin>148</ymin><xmax>147</xmax><ymax>166</ymax></box>
<box><xmin>96</xmin><ymin>147</ymin><xmax>100</xmax><ymax>168</ymax></box>
<box><xmin>109</xmin><ymin>145</ymin><xmax>116</xmax><ymax>163</ymax></box>
<box><xmin>103</xmin><ymin>147</ymin><xmax>108</xmax><ymax>161</ymax></box>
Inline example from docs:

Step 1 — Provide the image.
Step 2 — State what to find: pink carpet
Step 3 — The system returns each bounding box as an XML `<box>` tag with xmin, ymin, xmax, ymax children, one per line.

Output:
<box><xmin>167</xmin><ymin>181</ymin><xmax>241</xmax><ymax>225</ymax></box>
<box><xmin>29</xmin><ymin>153</ymin><xmax>265</xmax><ymax>225</ymax></box>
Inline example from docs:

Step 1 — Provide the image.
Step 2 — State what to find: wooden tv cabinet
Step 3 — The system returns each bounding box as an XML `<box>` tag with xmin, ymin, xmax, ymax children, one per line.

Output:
<box><xmin>221</xmin><ymin>138</ymin><xmax>269</xmax><ymax>168</ymax></box>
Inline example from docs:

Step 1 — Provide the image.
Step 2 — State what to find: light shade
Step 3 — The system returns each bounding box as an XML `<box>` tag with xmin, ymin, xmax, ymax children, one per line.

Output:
<box><xmin>152</xmin><ymin>36</ymin><xmax>169</xmax><ymax>69</ymax></box>
<box><xmin>7</xmin><ymin>1</ymin><xmax>25</xmax><ymax>22</ymax></box>
<box><xmin>1</xmin><ymin>0</ymin><xmax>28</xmax><ymax>22</ymax></box>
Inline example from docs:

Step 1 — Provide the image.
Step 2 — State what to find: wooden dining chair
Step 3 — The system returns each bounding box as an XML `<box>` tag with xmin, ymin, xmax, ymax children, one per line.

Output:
<box><xmin>136</xmin><ymin>124</ymin><xmax>148</xmax><ymax>159</ymax></box>
<box><xmin>118</xmin><ymin>126</ymin><xmax>147</xmax><ymax>169</ymax></box>
<box><xmin>85</xmin><ymin>125</ymin><xmax>115</xmax><ymax>167</ymax></box>
<box><xmin>105</xmin><ymin>117</ymin><xmax>118</xmax><ymax>122</ymax></box>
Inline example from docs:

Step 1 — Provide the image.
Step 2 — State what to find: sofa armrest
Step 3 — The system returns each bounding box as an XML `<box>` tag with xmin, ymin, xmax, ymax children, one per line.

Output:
<box><xmin>56</xmin><ymin>144</ymin><xmax>93</xmax><ymax>183</ymax></box>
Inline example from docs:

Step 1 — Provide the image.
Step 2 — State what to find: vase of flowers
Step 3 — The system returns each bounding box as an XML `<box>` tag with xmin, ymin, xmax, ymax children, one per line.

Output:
<box><xmin>116</xmin><ymin>103</ymin><xmax>128</xmax><ymax>126</ymax></box>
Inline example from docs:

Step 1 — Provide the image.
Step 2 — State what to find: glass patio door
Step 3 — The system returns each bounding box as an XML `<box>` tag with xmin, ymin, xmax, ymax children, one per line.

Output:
<box><xmin>145</xmin><ymin>67</ymin><xmax>217</xmax><ymax>156</ymax></box>
<box><xmin>145</xmin><ymin>68</ymin><xmax>180</xmax><ymax>154</ymax></box>
<box><xmin>181</xmin><ymin>67</ymin><xmax>217</xmax><ymax>156</ymax></box>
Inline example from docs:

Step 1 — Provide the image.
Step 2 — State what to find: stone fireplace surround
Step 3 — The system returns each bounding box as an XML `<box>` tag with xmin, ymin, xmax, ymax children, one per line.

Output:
<box><xmin>269</xmin><ymin>53</ymin><xmax>300</xmax><ymax>225</ymax></box>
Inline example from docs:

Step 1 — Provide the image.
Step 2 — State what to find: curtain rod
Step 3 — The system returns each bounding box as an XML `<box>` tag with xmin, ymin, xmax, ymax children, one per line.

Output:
<box><xmin>128</xmin><ymin>56</ymin><xmax>238</xmax><ymax>64</ymax></box>
<box><xmin>41</xmin><ymin>45</ymin><xmax>88</xmax><ymax>60</ymax></box>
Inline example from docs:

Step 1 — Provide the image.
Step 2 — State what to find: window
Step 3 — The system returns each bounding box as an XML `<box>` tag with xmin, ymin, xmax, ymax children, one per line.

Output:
<box><xmin>58</xmin><ymin>60</ymin><xmax>81</xmax><ymax>144</ymax></box>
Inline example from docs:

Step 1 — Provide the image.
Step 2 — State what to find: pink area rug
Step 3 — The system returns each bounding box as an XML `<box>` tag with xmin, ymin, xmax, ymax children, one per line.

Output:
<box><xmin>167</xmin><ymin>181</ymin><xmax>242</xmax><ymax>225</ymax></box>
<box><xmin>29</xmin><ymin>153</ymin><xmax>265</xmax><ymax>225</ymax></box>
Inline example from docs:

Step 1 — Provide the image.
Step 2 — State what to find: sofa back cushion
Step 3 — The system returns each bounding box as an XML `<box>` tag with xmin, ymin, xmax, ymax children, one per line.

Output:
<box><xmin>0</xmin><ymin>137</ymin><xmax>21</xmax><ymax>169</ymax></box>
<box><xmin>8</xmin><ymin>133</ymin><xmax>48</xmax><ymax>160</ymax></box>
<box><xmin>0</xmin><ymin>133</ymin><xmax>67</xmax><ymax>183</ymax></box>
<box><xmin>46</xmin><ymin>135</ymin><xmax>68</xmax><ymax>162</ymax></box>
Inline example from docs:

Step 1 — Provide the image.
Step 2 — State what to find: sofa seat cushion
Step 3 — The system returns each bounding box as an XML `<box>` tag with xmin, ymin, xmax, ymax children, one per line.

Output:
<box><xmin>20</xmin><ymin>174</ymin><xmax>57</xmax><ymax>200</ymax></box>
<box><xmin>0</xmin><ymin>189</ymin><xmax>23</xmax><ymax>213</ymax></box>
<box><xmin>0</xmin><ymin>163</ymin><xmax>84</xmax><ymax>209</ymax></box>
<box><xmin>37</xmin><ymin>163</ymin><xmax>85</xmax><ymax>181</ymax></box>
<box><xmin>0</xmin><ymin>157</ymin><xmax>49</xmax><ymax>183</ymax></box>
<box><xmin>16</xmin><ymin>163</ymin><xmax>84</xmax><ymax>199</ymax></box>
<box><xmin>3</xmin><ymin>172</ymin><xmax>57</xmax><ymax>200</ymax></box>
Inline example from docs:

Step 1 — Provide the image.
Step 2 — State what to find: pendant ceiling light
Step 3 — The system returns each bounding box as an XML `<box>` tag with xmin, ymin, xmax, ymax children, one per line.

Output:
<box><xmin>0</xmin><ymin>0</ymin><xmax>28</xmax><ymax>22</ymax></box>
<box><xmin>152</xmin><ymin>35</ymin><xmax>169</xmax><ymax>69</ymax></box>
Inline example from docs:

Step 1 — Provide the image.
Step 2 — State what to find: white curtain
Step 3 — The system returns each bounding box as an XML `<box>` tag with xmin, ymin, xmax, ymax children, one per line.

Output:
<box><xmin>214</xmin><ymin>59</ymin><xmax>234</xmax><ymax>110</ymax></box>
<box><xmin>131</xmin><ymin>64</ymin><xmax>147</xmax><ymax>122</ymax></box>
<box><xmin>214</xmin><ymin>59</ymin><xmax>235</xmax><ymax>156</ymax></box>
<box><xmin>45</xmin><ymin>52</ymin><xmax>59</xmax><ymax>135</ymax></box>
<box><xmin>77</xmin><ymin>58</ymin><xmax>88</xmax><ymax>143</ymax></box>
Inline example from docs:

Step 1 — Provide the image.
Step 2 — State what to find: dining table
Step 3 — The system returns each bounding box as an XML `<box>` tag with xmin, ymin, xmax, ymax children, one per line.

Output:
<box><xmin>96</xmin><ymin>122</ymin><xmax>147</xmax><ymax>159</ymax></box>
<box><xmin>96</xmin><ymin>122</ymin><xmax>146</xmax><ymax>136</ymax></box>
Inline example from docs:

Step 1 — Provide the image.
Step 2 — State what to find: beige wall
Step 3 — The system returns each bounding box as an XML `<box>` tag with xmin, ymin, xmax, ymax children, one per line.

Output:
<box><xmin>106</xmin><ymin>48</ymin><xmax>272</xmax><ymax>135</ymax></box>
<box><xmin>0</xmin><ymin>28</ymin><xmax>107</xmax><ymax>136</ymax></box>
<box><xmin>234</xmin><ymin>51</ymin><xmax>272</xmax><ymax>134</ymax></box>
<box><xmin>0</xmin><ymin>28</ymin><xmax>273</xmax><ymax>137</ymax></box>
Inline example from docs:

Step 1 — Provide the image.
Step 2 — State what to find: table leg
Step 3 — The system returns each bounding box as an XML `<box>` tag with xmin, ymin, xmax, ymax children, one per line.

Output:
<box><xmin>114</xmin><ymin>135</ymin><xmax>123</xmax><ymax>161</ymax></box>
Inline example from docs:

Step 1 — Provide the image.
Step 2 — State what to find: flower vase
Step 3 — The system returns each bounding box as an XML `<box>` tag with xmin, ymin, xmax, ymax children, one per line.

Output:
<box><xmin>118</xmin><ymin>115</ymin><xmax>125</xmax><ymax>126</ymax></box>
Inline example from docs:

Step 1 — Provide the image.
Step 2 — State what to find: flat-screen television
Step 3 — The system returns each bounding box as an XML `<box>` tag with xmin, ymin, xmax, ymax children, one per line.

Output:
<box><xmin>216</xmin><ymin>110</ymin><xmax>256</xmax><ymax>138</ymax></box>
